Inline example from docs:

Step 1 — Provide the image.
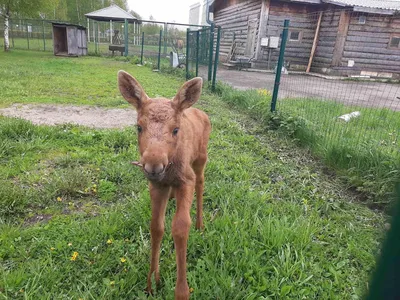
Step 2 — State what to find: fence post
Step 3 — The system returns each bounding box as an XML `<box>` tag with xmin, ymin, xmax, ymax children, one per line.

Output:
<box><xmin>95</xmin><ymin>21</ymin><xmax>98</xmax><ymax>54</ymax></box>
<box><xmin>140</xmin><ymin>31</ymin><xmax>144</xmax><ymax>65</ymax></box>
<box><xmin>271</xmin><ymin>19</ymin><xmax>289</xmax><ymax>113</ymax></box>
<box><xmin>195</xmin><ymin>31</ymin><xmax>200</xmax><ymax>77</ymax></box>
<box><xmin>211</xmin><ymin>26</ymin><xmax>221</xmax><ymax>91</ymax></box>
<box><xmin>10</xmin><ymin>19</ymin><xmax>14</xmax><ymax>48</ymax></box>
<box><xmin>163</xmin><ymin>23</ymin><xmax>167</xmax><ymax>55</ymax></box>
<box><xmin>42</xmin><ymin>20</ymin><xmax>46</xmax><ymax>51</ymax></box>
<box><xmin>26</xmin><ymin>21</ymin><xmax>30</xmax><ymax>50</ymax></box>
<box><xmin>207</xmin><ymin>23</ymin><xmax>215</xmax><ymax>82</ymax></box>
<box><xmin>186</xmin><ymin>28</ymin><xmax>190</xmax><ymax>80</ymax></box>
<box><xmin>124</xmin><ymin>18</ymin><xmax>128</xmax><ymax>56</ymax></box>
<box><xmin>157</xmin><ymin>29</ymin><xmax>162</xmax><ymax>70</ymax></box>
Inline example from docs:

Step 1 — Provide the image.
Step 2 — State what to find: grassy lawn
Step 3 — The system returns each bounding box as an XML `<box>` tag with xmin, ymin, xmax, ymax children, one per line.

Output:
<box><xmin>0</xmin><ymin>50</ymin><xmax>386</xmax><ymax>299</ymax></box>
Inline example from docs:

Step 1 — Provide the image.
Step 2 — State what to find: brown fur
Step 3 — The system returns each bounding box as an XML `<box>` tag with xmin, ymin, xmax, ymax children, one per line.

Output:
<box><xmin>118</xmin><ymin>71</ymin><xmax>211</xmax><ymax>300</ymax></box>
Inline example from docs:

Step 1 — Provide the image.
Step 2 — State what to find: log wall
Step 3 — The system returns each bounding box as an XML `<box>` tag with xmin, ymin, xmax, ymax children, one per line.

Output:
<box><xmin>341</xmin><ymin>14</ymin><xmax>400</xmax><ymax>73</ymax></box>
<box><xmin>213</xmin><ymin>0</ymin><xmax>262</xmax><ymax>61</ymax></box>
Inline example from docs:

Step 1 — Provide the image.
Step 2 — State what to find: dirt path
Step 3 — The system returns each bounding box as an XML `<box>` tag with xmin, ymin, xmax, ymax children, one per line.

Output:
<box><xmin>0</xmin><ymin>104</ymin><xmax>137</xmax><ymax>129</ymax></box>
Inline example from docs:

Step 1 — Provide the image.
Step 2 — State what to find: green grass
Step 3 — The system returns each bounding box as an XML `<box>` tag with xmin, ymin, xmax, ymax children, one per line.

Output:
<box><xmin>0</xmin><ymin>50</ymin><xmax>182</xmax><ymax>108</ymax></box>
<box><xmin>277</xmin><ymin>99</ymin><xmax>400</xmax><ymax>207</ymax></box>
<box><xmin>213</xmin><ymin>83</ymin><xmax>400</xmax><ymax>208</ymax></box>
<box><xmin>0</xmin><ymin>50</ymin><xmax>387</xmax><ymax>299</ymax></box>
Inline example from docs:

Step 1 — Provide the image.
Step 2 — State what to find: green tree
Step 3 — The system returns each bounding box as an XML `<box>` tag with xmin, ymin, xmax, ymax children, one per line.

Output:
<box><xmin>1</xmin><ymin>0</ymin><xmax>54</xmax><ymax>51</ymax></box>
<box><xmin>129</xmin><ymin>9</ymin><xmax>141</xmax><ymax>20</ymax></box>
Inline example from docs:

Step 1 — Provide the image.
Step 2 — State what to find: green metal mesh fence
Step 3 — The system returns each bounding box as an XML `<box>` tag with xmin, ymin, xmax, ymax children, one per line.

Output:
<box><xmin>269</xmin><ymin>13</ymin><xmax>400</xmax><ymax>205</ymax></box>
<box><xmin>0</xmin><ymin>19</ymin><xmax>54</xmax><ymax>52</ymax></box>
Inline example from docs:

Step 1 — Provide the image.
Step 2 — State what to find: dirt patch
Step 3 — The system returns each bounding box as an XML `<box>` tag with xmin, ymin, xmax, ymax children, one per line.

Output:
<box><xmin>0</xmin><ymin>104</ymin><xmax>137</xmax><ymax>129</ymax></box>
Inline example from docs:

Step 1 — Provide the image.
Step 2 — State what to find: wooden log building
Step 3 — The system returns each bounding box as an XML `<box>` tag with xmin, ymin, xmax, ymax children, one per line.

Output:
<box><xmin>209</xmin><ymin>0</ymin><xmax>400</xmax><ymax>78</ymax></box>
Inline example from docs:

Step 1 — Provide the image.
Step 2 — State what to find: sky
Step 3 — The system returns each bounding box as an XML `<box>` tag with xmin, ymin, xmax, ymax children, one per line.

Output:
<box><xmin>127</xmin><ymin>0</ymin><xmax>200</xmax><ymax>24</ymax></box>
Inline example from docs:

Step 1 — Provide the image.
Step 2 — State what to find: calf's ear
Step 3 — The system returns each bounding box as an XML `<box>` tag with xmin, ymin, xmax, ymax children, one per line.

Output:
<box><xmin>172</xmin><ymin>77</ymin><xmax>202</xmax><ymax>112</ymax></box>
<box><xmin>118</xmin><ymin>70</ymin><xmax>149</xmax><ymax>110</ymax></box>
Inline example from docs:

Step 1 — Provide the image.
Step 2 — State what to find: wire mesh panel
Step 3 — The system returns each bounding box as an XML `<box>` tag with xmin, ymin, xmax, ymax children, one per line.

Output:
<box><xmin>0</xmin><ymin>19</ymin><xmax>54</xmax><ymax>51</ymax></box>
<box><xmin>186</xmin><ymin>26</ymin><xmax>215</xmax><ymax>80</ymax></box>
<box><xmin>273</xmin><ymin>9</ymin><xmax>400</xmax><ymax>204</ymax></box>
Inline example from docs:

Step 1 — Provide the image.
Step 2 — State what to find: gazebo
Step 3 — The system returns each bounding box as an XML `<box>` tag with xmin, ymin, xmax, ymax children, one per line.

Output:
<box><xmin>85</xmin><ymin>4</ymin><xmax>140</xmax><ymax>56</ymax></box>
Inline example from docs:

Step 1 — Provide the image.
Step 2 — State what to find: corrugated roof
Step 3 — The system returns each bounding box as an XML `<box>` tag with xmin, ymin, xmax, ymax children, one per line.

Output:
<box><xmin>85</xmin><ymin>4</ymin><xmax>138</xmax><ymax>22</ymax></box>
<box><xmin>323</xmin><ymin>0</ymin><xmax>400</xmax><ymax>10</ymax></box>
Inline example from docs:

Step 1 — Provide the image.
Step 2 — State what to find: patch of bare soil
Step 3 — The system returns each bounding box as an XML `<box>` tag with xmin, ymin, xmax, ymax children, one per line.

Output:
<box><xmin>0</xmin><ymin>104</ymin><xmax>137</xmax><ymax>129</ymax></box>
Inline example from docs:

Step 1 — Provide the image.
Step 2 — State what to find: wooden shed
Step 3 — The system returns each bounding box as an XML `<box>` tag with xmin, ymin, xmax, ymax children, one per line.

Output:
<box><xmin>209</xmin><ymin>0</ymin><xmax>400</xmax><ymax>78</ymax></box>
<box><xmin>51</xmin><ymin>22</ymin><xmax>88</xmax><ymax>56</ymax></box>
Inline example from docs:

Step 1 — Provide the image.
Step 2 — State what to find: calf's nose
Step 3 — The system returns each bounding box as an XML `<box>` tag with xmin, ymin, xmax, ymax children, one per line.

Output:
<box><xmin>144</xmin><ymin>163</ymin><xmax>165</xmax><ymax>175</ymax></box>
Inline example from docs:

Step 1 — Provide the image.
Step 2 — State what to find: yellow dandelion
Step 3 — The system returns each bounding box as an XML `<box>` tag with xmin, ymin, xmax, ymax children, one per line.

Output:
<box><xmin>56</xmin><ymin>197</ymin><xmax>62</xmax><ymax>202</ymax></box>
<box><xmin>70</xmin><ymin>251</ymin><xmax>79</xmax><ymax>261</ymax></box>
<box><xmin>92</xmin><ymin>188</ymin><xmax>97</xmax><ymax>193</ymax></box>
<box><xmin>189</xmin><ymin>287</ymin><xmax>194</xmax><ymax>293</ymax></box>
<box><xmin>107</xmin><ymin>239</ymin><xmax>113</xmax><ymax>245</ymax></box>
<box><xmin>50</xmin><ymin>247</ymin><xmax>55</xmax><ymax>251</ymax></box>
<box><xmin>110</xmin><ymin>281</ymin><xmax>115</xmax><ymax>286</ymax></box>
<box><xmin>92</xmin><ymin>184</ymin><xmax>97</xmax><ymax>188</ymax></box>
<box><xmin>96</xmin><ymin>168</ymin><xmax>100</xmax><ymax>171</ymax></box>
<box><xmin>120</xmin><ymin>257</ymin><xmax>127</xmax><ymax>263</ymax></box>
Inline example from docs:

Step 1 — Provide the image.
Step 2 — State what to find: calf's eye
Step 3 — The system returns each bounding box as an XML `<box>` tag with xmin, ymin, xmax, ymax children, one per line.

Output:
<box><xmin>172</xmin><ymin>128</ymin><xmax>179</xmax><ymax>136</ymax></box>
<box><xmin>137</xmin><ymin>125</ymin><xmax>142</xmax><ymax>133</ymax></box>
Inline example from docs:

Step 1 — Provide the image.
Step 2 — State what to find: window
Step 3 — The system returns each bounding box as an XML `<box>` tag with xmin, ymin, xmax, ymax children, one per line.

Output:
<box><xmin>389</xmin><ymin>35</ymin><xmax>400</xmax><ymax>48</ymax></box>
<box><xmin>289</xmin><ymin>30</ymin><xmax>301</xmax><ymax>42</ymax></box>
<box><xmin>358</xmin><ymin>15</ymin><xmax>366</xmax><ymax>24</ymax></box>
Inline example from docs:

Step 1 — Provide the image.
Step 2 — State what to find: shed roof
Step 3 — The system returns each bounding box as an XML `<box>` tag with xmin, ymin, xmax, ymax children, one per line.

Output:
<box><xmin>85</xmin><ymin>4</ymin><xmax>139</xmax><ymax>23</ymax></box>
<box><xmin>324</xmin><ymin>0</ymin><xmax>400</xmax><ymax>11</ymax></box>
<box><xmin>51</xmin><ymin>22</ymin><xmax>86</xmax><ymax>30</ymax></box>
<box><xmin>210</xmin><ymin>0</ymin><xmax>400</xmax><ymax>14</ymax></box>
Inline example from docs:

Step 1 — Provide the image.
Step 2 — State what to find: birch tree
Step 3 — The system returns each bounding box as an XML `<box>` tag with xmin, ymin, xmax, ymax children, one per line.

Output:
<box><xmin>0</xmin><ymin>0</ymin><xmax>53</xmax><ymax>51</ymax></box>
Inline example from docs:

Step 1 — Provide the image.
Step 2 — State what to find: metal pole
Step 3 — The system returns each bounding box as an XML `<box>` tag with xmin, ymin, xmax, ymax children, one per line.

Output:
<box><xmin>124</xmin><ymin>18</ymin><xmax>128</xmax><ymax>56</ymax></box>
<box><xmin>211</xmin><ymin>26</ymin><xmax>221</xmax><ymax>91</ymax></box>
<box><xmin>157</xmin><ymin>29</ymin><xmax>162</xmax><ymax>70</ymax></box>
<box><xmin>26</xmin><ymin>21</ymin><xmax>30</xmax><ymax>50</ymax></box>
<box><xmin>140</xmin><ymin>31</ymin><xmax>144</xmax><ymax>65</ymax></box>
<box><xmin>10</xmin><ymin>19</ymin><xmax>14</xmax><ymax>48</ymax></box>
<box><xmin>163</xmin><ymin>23</ymin><xmax>167</xmax><ymax>55</ymax></box>
<box><xmin>271</xmin><ymin>19</ymin><xmax>289</xmax><ymax>113</ymax></box>
<box><xmin>195</xmin><ymin>31</ymin><xmax>200</xmax><ymax>77</ymax></box>
<box><xmin>95</xmin><ymin>21</ymin><xmax>98</xmax><ymax>54</ymax></box>
<box><xmin>42</xmin><ymin>20</ymin><xmax>46</xmax><ymax>51</ymax></box>
<box><xmin>186</xmin><ymin>28</ymin><xmax>190</xmax><ymax>80</ymax></box>
<box><xmin>207</xmin><ymin>23</ymin><xmax>215</xmax><ymax>82</ymax></box>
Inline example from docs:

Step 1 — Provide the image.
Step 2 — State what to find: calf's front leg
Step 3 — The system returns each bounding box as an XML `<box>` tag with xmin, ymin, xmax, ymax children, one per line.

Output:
<box><xmin>147</xmin><ymin>184</ymin><xmax>170</xmax><ymax>294</ymax></box>
<box><xmin>172</xmin><ymin>183</ymin><xmax>195</xmax><ymax>300</ymax></box>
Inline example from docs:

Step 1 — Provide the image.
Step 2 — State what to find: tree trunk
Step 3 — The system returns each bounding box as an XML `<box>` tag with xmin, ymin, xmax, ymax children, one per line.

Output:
<box><xmin>4</xmin><ymin>12</ymin><xmax>10</xmax><ymax>52</ymax></box>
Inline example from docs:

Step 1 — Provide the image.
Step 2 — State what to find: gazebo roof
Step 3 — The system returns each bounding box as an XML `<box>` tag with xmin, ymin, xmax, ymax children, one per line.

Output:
<box><xmin>85</xmin><ymin>4</ymin><xmax>139</xmax><ymax>23</ymax></box>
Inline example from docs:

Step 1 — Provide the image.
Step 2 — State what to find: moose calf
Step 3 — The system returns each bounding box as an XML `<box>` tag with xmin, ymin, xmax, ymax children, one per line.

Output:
<box><xmin>118</xmin><ymin>71</ymin><xmax>211</xmax><ymax>299</ymax></box>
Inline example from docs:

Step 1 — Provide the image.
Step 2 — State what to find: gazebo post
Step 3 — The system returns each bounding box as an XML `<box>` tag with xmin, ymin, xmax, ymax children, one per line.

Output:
<box><xmin>110</xmin><ymin>20</ymin><xmax>113</xmax><ymax>43</ymax></box>
<box><xmin>87</xmin><ymin>18</ymin><xmax>90</xmax><ymax>42</ymax></box>
<box><xmin>124</xmin><ymin>18</ymin><xmax>128</xmax><ymax>56</ymax></box>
